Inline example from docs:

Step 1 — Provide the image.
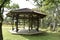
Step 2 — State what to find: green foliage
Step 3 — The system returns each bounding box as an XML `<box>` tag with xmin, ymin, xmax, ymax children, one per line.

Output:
<box><xmin>33</xmin><ymin>0</ymin><xmax>60</xmax><ymax>31</ymax></box>
<box><xmin>5</xmin><ymin>3</ymin><xmax>19</xmax><ymax>9</ymax></box>
<box><xmin>0</xmin><ymin>0</ymin><xmax>10</xmax><ymax>7</ymax></box>
<box><xmin>33</xmin><ymin>0</ymin><xmax>60</xmax><ymax>11</ymax></box>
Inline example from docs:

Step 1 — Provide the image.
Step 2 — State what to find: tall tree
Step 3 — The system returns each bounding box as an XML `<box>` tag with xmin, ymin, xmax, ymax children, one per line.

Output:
<box><xmin>33</xmin><ymin>0</ymin><xmax>60</xmax><ymax>31</ymax></box>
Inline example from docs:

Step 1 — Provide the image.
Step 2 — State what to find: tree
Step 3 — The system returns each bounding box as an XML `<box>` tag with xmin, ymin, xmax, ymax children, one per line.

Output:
<box><xmin>33</xmin><ymin>0</ymin><xmax>60</xmax><ymax>31</ymax></box>
<box><xmin>0</xmin><ymin>0</ymin><xmax>10</xmax><ymax>40</ymax></box>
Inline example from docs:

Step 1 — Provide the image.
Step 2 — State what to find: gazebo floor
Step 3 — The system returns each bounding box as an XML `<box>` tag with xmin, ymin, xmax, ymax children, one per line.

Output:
<box><xmin>9</xmin><ymin>28</ymin><xmax>42</xmax><ymax>35</ymax></box>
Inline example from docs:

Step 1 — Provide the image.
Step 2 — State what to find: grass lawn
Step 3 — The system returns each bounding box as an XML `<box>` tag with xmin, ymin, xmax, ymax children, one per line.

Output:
<box><xmin>2</xmin><ymin>24</ymin><xmax>60</xmax><ymax>40</ymax></box>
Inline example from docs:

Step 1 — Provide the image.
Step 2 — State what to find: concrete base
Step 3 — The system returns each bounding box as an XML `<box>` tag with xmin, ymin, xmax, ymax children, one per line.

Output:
<box><xmin>9</xmin><ymin>28</ymin><xmax>42</xmax><ymax>35</ymax></box>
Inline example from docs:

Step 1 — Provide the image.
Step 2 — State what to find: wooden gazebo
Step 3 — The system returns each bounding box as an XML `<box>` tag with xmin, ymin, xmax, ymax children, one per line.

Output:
<box><xmin>7</xmin><ymin>8</ymin><xmax>46</xmax><ymax>34</ymax></box>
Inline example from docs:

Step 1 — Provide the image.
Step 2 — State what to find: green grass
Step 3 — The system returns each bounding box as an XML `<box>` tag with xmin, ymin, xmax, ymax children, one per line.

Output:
<box><xmin>2</xmin><ymin>24</ymin><xmax>60</xmax><ymax>40</ymax></box>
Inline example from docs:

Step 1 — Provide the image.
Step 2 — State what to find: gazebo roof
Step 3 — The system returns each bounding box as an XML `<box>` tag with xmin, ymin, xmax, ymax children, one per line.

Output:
<box><xmin>11</xmin><ymin>8</ymin><xmax>33</xmax><ymax>12</ymax></box>
<box><xmin>7</xmin><ymin>8</ymin><xmax>46</xmax><ymax>18</ymax></box>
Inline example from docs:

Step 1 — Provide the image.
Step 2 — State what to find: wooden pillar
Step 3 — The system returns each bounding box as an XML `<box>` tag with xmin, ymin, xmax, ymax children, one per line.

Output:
<box><xmin>11</xmin><ymin>15</ymin><xmax>14</xmax><ymax>30</ymax></box>
<box><xmin>29</xmin><ymin>14</ymin><xmax>31</xmax><ymax>31</ymax></box>
<box><xmin>28</xmin><ymin>14</ymin><xmax>33</xmax><ymax>31</ymax></box>
<box><xmin>31</xmin><ymin>14</ymin><xmax>33</xmax><ymax>30</ymax></box>
<box><xmin>36</xmin><ymin>16</ymin><xmax>39</xmax><ymax>31</ymax></box>
<box><xmin>15</xmin><ymin>14</ymin><xmax>19</xmax><ymax>32</ymax></box>
<box><xmin>23</xmin><ymin>14</ymin><xmax>25</xmax><ymax>29</ymax></box>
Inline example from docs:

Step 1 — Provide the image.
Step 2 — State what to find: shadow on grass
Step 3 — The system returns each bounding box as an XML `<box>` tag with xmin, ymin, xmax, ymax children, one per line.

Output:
<box><xmin>20</xmin><ymin>31</ymin><xmax>48</xmax><ymax>36</ymax></box>
<box><xmin>15</xmin><ymin>31</ymin><xmax>49</xmax><ymax>40</ymax></box>
<box><xmin>22</xmin><ymin>31</ymin><xmax>48</xmax><ymax>40</ymax></box>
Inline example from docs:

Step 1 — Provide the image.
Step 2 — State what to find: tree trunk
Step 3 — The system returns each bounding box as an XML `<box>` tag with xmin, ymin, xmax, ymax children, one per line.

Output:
<box><xmin>0</xmin><ymin>8</ymin><xmax>3</xmax><ymax>40</ymax></box>
<box><xmin>0</xmin><ymin>22</ymin><xmax>3</xmax><ymax>40</ymax></box>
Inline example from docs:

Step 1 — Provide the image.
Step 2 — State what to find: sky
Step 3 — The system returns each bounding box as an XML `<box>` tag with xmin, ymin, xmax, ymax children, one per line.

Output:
<box><xmin>11</xmin><ymin>0</ymin><xmax>36</xmax><ymax>9</ymax></box>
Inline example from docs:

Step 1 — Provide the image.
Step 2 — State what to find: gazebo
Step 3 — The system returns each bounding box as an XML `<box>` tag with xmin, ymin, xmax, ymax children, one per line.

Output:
<box><xmin>7</xmin><ymin>8</ymin><xmax>46</xmax><ymax>34</ymax></box>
